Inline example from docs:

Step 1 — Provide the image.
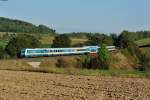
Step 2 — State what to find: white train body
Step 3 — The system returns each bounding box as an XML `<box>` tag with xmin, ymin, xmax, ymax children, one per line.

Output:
<box><xmin>21</xmin><ymin>46</ymin><xmax>116</xmax><ymax>57</ymax></box>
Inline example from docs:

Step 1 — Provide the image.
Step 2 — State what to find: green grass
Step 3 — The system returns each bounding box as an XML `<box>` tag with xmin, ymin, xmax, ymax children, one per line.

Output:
<box><xmin>135</xmin><ymin>38</ymin><xmax>150</xmax><ymax>47</ymax></box>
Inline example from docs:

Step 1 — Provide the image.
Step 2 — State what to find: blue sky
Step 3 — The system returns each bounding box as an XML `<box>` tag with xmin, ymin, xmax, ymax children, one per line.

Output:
<box><xmin>0</xmin><ymin>0</ymin><xmax>150</xmax><ymax>33</ymax></box>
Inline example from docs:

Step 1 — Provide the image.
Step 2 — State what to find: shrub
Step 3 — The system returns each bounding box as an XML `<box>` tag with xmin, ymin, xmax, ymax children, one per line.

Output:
<box><xmin>77</xmin><ymin>56</ymin><xmax>102</xmax><ymax>69</ymax></box>
<box><xmin>56</xmin><ymin>58</ymin><xmax>69</xmax><ymax>68</ymax></box>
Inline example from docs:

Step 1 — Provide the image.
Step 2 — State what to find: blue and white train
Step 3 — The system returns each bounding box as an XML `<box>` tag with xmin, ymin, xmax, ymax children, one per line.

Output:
<box><xmin>20</xmin><ymin>46</ymin><xmax>116</xmax><ymax>57</ymax></box>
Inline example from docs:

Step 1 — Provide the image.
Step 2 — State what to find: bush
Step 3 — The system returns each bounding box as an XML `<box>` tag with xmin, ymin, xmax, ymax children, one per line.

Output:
<box><xmin>56</xmin><ymin>58</ymin><xmax>69</xmax><ymax>68</ymax></box>
<box><xmin>5</xmin><ymin>34</ymin><xmax>41</xmax><ymax>57</ymax></box>
<box><xmin>77</xmin><ymin>55</ymin><xmax>105</xmax><ymax>69</ymax></box>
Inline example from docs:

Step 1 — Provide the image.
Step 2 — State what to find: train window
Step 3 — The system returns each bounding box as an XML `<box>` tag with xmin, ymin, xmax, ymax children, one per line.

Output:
<box><xmin>90</xmin><ymin>48</ymin><xmax>97</xmax><ymax>52</ymax></box>
<box><xmin>77</xmin><ymin>49</ymin><xmax>86</xmax><ymax>51</ymax></box>
<box><xmin>58</xmin><ymin>50</ymin><xmax>61</xmax><ymax>52</ymax></box>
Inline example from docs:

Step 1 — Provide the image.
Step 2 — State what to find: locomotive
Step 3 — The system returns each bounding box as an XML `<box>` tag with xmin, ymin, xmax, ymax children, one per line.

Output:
<box><xmin>20</xmin><ymin>46</ymin><xmax>116</xmax><ymax>57</ymax></box>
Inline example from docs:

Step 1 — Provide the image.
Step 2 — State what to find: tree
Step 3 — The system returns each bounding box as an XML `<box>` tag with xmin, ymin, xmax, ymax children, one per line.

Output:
<box><xmin>98</xmin><ymin>44</ymin><xmax>110</xmax><ymax>69</ymax></box>
<box><xmin>117</xmin><ymin>30</ymin><xmax>138</xmax><ymax>48</ymax></box>
<box><xmin>5</xmin><ymin>34</ymin><xmax>41</xmax><ymax>57</ymax></box>
<box><xmin>117</xmin><ymin>31</ymin><xmax>130</xmax><ymax>48</ymax></box>
<box><xmin>86</xmin><ymin>33</ymin><xmax>114</xmax><ymax>46</ymax></box>
<box><xmin>110</xmin><ymin>34</ymin><xmax>118</xmax><ymax>46</ymax></box>
<box><xmin>51</xmin><ymin>34</ymin><xmax>71</xmax><ymax>48</ymax></box>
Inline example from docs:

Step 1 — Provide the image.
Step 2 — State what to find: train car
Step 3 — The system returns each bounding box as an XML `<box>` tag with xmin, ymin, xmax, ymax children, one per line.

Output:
<box><xmin>20</xmin><ymin>46</ymin><xmax>116</xmax><ymax>57</ymax></box>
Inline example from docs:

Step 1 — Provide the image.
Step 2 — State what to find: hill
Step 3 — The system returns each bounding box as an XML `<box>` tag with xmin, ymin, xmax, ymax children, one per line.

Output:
<box><xmin>0</xmin><ymin>17</ymin><xmax>55</xmax><ymax>34</ymax></box>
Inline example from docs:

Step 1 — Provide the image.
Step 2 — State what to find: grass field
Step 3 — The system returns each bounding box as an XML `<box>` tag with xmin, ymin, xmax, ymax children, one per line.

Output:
<box><xmin>135</xmin><ymin>38</ymin><xmax>150</xmax><ymax>46</ymax></box>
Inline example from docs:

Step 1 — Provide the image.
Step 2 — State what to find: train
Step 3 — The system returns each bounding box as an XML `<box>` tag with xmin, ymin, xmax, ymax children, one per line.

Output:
<box><xmin>20</xmin><ymin>46</ymin><xmax>116</xmax><ymax>57</ymax></box>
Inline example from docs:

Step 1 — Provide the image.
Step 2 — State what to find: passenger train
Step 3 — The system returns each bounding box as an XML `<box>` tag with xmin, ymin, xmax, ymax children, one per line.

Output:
<box><xmin>20</xmin><ymin>46</ymin><xmax>116</xmax><ymax>57</ymax></box>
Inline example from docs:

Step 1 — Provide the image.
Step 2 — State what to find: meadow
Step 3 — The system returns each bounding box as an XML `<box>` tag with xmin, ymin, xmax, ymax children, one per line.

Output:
<box><xmin>135</xmin><ymin>38</ymin><xmax>150</xmax><ymax>47</ymax></box>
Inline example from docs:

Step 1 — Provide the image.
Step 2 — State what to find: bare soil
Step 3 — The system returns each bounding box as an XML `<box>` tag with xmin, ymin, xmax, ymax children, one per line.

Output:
<box><xmin>0</xmin><ymin>70</ymin><xmax>149</xmax><ymax>100</ymax></box>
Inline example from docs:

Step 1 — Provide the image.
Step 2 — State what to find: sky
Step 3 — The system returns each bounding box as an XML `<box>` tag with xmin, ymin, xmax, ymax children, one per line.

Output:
<box><xmin>0</xmin><ymin>0</ymin><xmax>150</xmax><ymax>33</ymax></box>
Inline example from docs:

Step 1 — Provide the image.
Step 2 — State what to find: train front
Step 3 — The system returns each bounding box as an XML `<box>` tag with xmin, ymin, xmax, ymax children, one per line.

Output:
<box><xmin>20</xmin><ymin>49</ymin><xmax>26</xmax><ymax>57</ymax></box>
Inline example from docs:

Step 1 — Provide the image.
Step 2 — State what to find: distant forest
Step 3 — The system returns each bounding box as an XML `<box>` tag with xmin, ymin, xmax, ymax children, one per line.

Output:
<box><xmin>0</xmin><ymin>17</ymin><xmax>56</xmax><ymax>34</ymax></box>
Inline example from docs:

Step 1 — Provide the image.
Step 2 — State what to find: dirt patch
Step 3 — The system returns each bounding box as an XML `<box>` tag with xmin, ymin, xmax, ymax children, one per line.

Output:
<box><xmin>0</xmin><ymin>70</ymin><xmax>149</xmax><ymax>100</ymax></box>
<box><xmin>28</xmin><ymin>62</ymin><xmax>41</xmax><ymax>68</ymax></box>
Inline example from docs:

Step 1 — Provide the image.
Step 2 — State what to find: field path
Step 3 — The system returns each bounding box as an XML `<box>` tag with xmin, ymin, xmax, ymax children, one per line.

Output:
<box><xmin>0</xmin><ymin>70</ymin><xmax>149</xmax><ymax>100</ymax></box>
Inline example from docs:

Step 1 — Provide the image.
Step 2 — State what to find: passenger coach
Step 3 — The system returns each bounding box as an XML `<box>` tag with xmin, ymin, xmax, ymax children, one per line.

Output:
<box><xmin>20</xmin><ymin>46</ymin><xmax>116</xmax><ymax>57</ymax></box>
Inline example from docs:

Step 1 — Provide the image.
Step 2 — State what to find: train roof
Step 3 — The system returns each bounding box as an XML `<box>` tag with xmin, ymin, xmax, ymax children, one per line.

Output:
<box><xmin>21</xmin><ymin>46</ymin><xmax>116</xmax><ymax>50</ymax></box>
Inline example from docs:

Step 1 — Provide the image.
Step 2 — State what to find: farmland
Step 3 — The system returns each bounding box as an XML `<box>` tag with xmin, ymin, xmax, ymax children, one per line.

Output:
<box><xmin>0</xmin><ymin>70</ymin><xmax>149</xmax><ymax>100</ymax></box>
